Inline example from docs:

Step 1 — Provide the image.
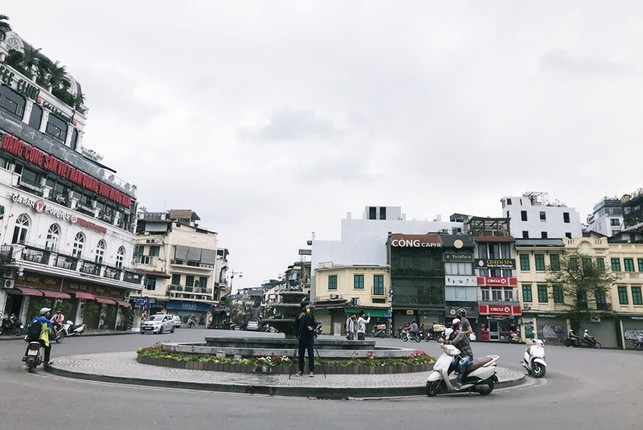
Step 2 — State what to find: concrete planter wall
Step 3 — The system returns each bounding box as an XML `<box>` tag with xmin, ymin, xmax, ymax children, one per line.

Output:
<box><xmin>137</xmin><ymin>354</ymin><xmax>432</xmax><ymax>374</ymax></box>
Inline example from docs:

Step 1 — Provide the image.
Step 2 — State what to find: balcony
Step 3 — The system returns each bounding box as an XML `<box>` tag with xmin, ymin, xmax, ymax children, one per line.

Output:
<box><xmin>170</xmin><ymin>259</ymin><xmax>215</xmax><ymax>269</ymax></box>
<box><xmin>167</xmin><ymin>284</ymin><xmax>215</xmax><ymax>301</ymax></box>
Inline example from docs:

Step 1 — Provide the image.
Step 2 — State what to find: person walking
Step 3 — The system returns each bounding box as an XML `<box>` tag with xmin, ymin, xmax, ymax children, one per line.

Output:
<box><xmin>345</xmin><ymin>314</ymin><xmax>355</xmax><ymax>340</ymax></box>
<box><xmin>293</xmin><ymin>302</ymin><xmax>317</xmax><ymax>377</ymax></box>
<box><xmin>357</xmin><ymin>311</ymin><xmax>370</xmax><ymax>340</ymax></box>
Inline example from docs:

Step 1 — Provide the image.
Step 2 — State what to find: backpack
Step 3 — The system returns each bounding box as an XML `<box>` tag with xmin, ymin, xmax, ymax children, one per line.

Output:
<box><xmin>27</xmin><ymin>320</ymin><xmax>42</xmax><ymax>340</ymax></box>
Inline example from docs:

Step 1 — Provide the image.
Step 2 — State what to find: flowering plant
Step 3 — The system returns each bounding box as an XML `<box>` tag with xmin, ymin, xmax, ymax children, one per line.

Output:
<box><xmin>255</xmin><ymin>355</ymin><xmax>291</xmax><ymax>368</ymax></box>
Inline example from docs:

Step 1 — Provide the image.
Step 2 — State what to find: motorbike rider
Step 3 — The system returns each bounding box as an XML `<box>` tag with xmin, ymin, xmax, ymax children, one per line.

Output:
<box><xmin>50</xmin><ymin>308</ymin><xmax>65</xmax><ymax>337</ymax></box>
<box><xmin>24</xmin><ymin>307</ymin><xmax>54</xmax><ymax>365</ymax></box>
<box><xmin>568</xmin><ymin>329</ymin><xmax>580</xmax><ymax>344</ymax></box>
<box><xmin>456</xmin><ymin>308</ymin><xmax>473</xmax><ymax>337</ymax></box>
<box><xmin>409</xmin><ymin>320</ymin><xmax>419</xmax><ymax>339</ymax></box>
<box><xmin>583</xmin><ymin>329</ymin><xmax>596</xmax><ymax>345</ymax></box>
<box><xmin>439</xmin><ymin>318</ymin><xmax>474</xmax><ymax>389</ymax></box>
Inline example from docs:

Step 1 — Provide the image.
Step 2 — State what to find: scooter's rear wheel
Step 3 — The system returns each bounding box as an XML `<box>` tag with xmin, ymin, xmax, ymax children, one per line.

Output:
<box><xmin>478</xmin><ymin>379</ymin><xmax>495</xmax><ymax>395</ymax></box>
<box><xmin>27</xmin><ymin>357</ymin><xmax>36</xmax><ymax>373</ymax></box>
<box><xmin>426</xmin><ymin>380</ymin><xmax>443</xmax><ymax>397</ymax></box>
<box><xmin>531</xmin><ymin>362</ymin><xmax>546</xmax><ymax>378</ymax></box>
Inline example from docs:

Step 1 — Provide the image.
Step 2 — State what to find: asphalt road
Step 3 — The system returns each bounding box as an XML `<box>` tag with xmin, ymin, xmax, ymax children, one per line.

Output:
<box><xmin>0</xmin><ymin>330</ymin><xmax>640</xmax><ymax>430</ymax></box>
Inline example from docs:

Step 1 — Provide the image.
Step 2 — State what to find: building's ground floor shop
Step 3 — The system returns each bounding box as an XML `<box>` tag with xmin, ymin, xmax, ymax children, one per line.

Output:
<box><xmin>312</xmin><ymin>305</ymin><xmax>389</xmax><ymax>337</ymax></box>
<box><xmin>0</xmin><ymin>271</ymin><xmax>135</xmax><ymax>330</ymax></box>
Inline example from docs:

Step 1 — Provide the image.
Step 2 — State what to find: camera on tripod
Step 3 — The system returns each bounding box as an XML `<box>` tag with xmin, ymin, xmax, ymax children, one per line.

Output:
<box><xmin>313</xmin><ymin>323</ymin><xmax>323</xmax><ymax>338</ymax></box>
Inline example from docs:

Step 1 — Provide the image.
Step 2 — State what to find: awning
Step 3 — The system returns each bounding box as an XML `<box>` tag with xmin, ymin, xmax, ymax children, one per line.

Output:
<box><xmin>344</xmin><ymin>307</ymin><xmax>390</xmax><ymax>318</ymax></box>
<box><xmin>75</xmin><ymin>292</ymin><xmax>95</xmax><ymax>300</ymax></box>
<box><xmin>115</xmin><ymin>300</ymin><xmax>131</xmax><ymax>308</ymax></box>
<box><xmin>40</xmin><ymin>290</ymin><xmax>72</xmax><ymax>299</ymax></box>
<box><xmin>95</xmin><ymin>297</ymin><xmax>117</xmax><ymax>305</ymax></box>
<box><xmin>16</xmin><ymin>286</ymin><xmax>44</xmax><ymax>296</ymax></box>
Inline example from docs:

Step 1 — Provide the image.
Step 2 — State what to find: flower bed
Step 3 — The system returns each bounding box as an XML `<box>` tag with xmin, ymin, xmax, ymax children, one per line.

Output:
<box><xmin>136</xmin><ymin>344</ymin><xmax>434</xmax><ymax>374</ymax></box>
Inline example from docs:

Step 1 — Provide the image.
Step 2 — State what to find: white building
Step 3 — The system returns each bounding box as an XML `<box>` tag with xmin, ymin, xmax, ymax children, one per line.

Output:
<box><xmin>500</xmin><ymin>192</ymin><xmax>582</xmax><ymax>240</ymax></box>
<box><xmin>0</xmin><ymin>28</ymin><xmax>141</xmax><ymax>329</ymax></box>
<box><xmin>586</xmin><ymin>197</ymin><xmax>623</xmax><ymax>237</ymax></box>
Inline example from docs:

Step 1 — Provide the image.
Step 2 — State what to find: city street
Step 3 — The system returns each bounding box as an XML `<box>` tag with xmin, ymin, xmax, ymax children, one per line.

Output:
<box><xmin>0</xmin><ymin>329</ymin><xmax>640</xmax><ymax>430</ymax></box>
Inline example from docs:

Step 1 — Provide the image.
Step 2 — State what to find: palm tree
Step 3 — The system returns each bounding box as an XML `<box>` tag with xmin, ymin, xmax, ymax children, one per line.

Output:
<box><xmin>48</xmin><ymin>61</ymin><xmax>67</xmax><ymax>89</ymax></box>
<box><xmin>21</xmin><ymin>44</ymin><xmax>42</xmax><ymax>76</ymax></box>
<box><xmin>0</xmin><ymin>15</ymin><xmax>11</xmax><ymax>41</ymax></box>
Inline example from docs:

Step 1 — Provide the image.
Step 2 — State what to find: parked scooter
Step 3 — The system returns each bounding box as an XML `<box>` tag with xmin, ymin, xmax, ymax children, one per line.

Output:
<box><xmin>0</xmin><ymin>313</ymin><xmax>24</xmax><ymax>336</ymax></box>
<box><xmin>426</xmin><ymin>344</ymin><xmax>499</xmax><ymax>397</ymax></box>
<box><xmin>371</xmin><ymin>324</ymin><xmax>387</xmax><ymax>338</ymax></box>
<box><xmin>61</xmin><ymin>320</ymin><xmax>86</xmax><ymax>338</ymax></box>
<box><xmin>521</xmin><ymin>339</ymin><xmax>546</xmax><ymax>378</ymax></box>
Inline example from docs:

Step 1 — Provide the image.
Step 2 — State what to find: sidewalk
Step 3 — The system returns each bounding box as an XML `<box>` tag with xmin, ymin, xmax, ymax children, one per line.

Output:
<box><xmin>46</xmin><ymin>350</ymin><xmax>526</xmax><ymax>399</ymax></box>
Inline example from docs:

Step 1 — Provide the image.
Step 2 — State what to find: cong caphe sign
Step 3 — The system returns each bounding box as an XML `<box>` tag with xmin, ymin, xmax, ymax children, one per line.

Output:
<box><xmin>389</xmin><ymin>234</ymin><xmax>442</xmax><ymax>248</ymax></box>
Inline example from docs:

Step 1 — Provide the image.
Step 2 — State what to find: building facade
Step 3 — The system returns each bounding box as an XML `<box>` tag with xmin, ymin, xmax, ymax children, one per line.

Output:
<box><xmin>0</xmin><ymin>28</ymin><xmax>141</xmax><ymax>329</ymax></box>
<box><xmin>501</xmin><ymin>192</ymin><xmax>582</xmax><ymax>239</ymax></box>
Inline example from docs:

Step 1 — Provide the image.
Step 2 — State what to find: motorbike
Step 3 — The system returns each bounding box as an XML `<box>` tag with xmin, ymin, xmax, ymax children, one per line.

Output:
<box><xmin>61</xmin><ymin>320</ymin><xmax>85</xmax><ymax>338</ymax></box>
<box><xmin>426</xmin><ymin>344</ymin><xmax>499</xmax><ymax>397</ymax></box>
<box><xmin>521</xmin><ymin>339</ymin><xmax>546</xmax><ymax>378</ymax></box>
<box><xmin>371</xmin><ymin>324</ymin><xmax>387</xmax><ymax>338</ymax></box>
<box><xmin>1</xmin><ymin>314</ymin><xmax>24</xmax><ymax>336</ymax></box>
<box><xmin>425</xmin><ymin>328</ymin><xmax>445</xmax><ymax>342</ymax></box>
<box><xmin>633</xmin><ymin>334</ymin><xmax>643</xmax><ymax>350</ymax></box>
<box><xmin>401</xmin><ymin>331</ymin><xmax>422</xmax><ymax>343</ymax></box>
<box><xmin>24</xmin><ymin>340</ymin><xmax>46</xmax><ymax>373</ymax></box>
<box><xmin>187</xmin><ymin>317</ymin><xmax>198</xmax><ymax>328</ymax></box>
<box><xmin>579</xmin><ymin>334</ymin><xmax>601</xmax><ymax>348</ymax></box>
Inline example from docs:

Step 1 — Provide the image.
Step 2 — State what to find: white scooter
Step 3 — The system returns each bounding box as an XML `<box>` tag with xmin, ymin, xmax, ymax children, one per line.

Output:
<box><xmin>521</xmin><ymin>338</ymin><xmax>546</xmax><ymax>378</ymax></box>
<box><xmin>61</xmin><ymin>320</ymin><xmax>86</xmax><ymax>337</ymax></box>
<box><xmin>426</xmin><ymin>345</ymin><xmax>499</xmax><ymax>397</ymax></box>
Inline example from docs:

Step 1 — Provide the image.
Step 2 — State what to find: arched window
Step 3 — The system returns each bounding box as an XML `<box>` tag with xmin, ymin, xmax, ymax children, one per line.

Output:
<box><xmin>116</xmin><ymin>246</ymin><xmax>125</xmax><ymax>269</ymax></box>
<box><xmin>45</xmin><ymin>224</ymin><xmax>60</xmax><ymax>251</ymax></box>
<box><xmin>0</xmin><ymin>84</ymin><xmax>26</xmax><ymax>120</ymax></box>
<box><xmin>28</xmin><ymin>103</ymin><xmax>43</xmax><ymax>130</ymax></box>
<box><xmin>11</xmin><ymin>214</ymin><xmax>30</xmax><ymax>244</ymax></box>
<box><xmin>70</xmin><ymin>128</ymin><xmax>79</xmax><ymax>150</ymax></box>
<box><xmin>95</xmin><ymin>239</ymin><xmax>106</xmax><ymax>264</ymax></box>
<box><xmin>72</xmin><ymin>232</ymin><xmax>85</xmax><ymax>258</ymax></box>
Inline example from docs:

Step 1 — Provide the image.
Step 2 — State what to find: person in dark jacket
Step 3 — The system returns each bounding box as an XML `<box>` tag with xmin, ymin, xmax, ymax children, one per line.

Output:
<box><xmin>440</xmin><ymin>318</ymin><xmax>473</xmax><ymax>389</ymax></box>
<box><xmin>293</xmin><ymin>302</ymin><xmax>317</xmax><ymax>377</ymax></box>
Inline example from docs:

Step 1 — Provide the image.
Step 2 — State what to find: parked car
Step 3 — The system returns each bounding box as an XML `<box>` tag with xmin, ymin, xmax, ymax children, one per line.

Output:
<box><xmin>169</xmin><ymin>314</ymin><xmax>182</xmax><ymax>328</ymax></box>
<box><xmin>246</xmin><ymin>320</ymin><xmax>260</xmax><ymax>331</ymax></box>
<box><xmin>140</xmin><ymin>314</ymin><xmax>176</xmax><ymax>334</ymax></box>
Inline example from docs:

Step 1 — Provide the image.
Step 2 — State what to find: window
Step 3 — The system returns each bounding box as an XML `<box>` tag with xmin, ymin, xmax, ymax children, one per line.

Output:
<box><xmin>618</xmin><ymin>286</ymin><xmax>628</xmax><ymax>305</ymax></box>
<box><xmin>199</xmin><ymin>276</ymin><xmax>207</xmax><ymax>288</ymax></box>
<box><xmin>171</xmin><ymin>274</ymin><xmax>180</xmax><ymax>285</ymax></box>
<box><xmin>563</xmin><ymin>212</ymin><xmax>570</xmax><ymax>223</ymax></box>
<box><xmin>379</xmin><ymin>207</ymin><xmax>386</xmax><ymax>220</ymax></box>
<box><xmin>541</xmin><ymin>231</ymin><xmax>548</xmax><ymax>239</ymax></box>
<box><xmin>595</xmin><ymin>289</ymin><xmax>606</xmax><ymax>306</ymax></box>
<box><xmin>537</xmin><ymin>285</ymin><xmax>548</xmax><ymax>303</ymax></box>
<box><xmin>522</xmin><ymin>284</ymin><xmax>532</xmax><ymax>302</ymax></box>
<box><xmin>624</xmin><ymin>258</ymin><xmax>635</xmax><ymax>272</ymax></box>
<box><xmin>519</xmin><ymin>254</ymin><xmax>530</xmax><ymax>271</ymax></box>
<box><xmin>505</xmin><ymin>289</ymin><xmax>514</xmax><ymax>301</ymax></box>
<box><xmin>185</xmin><ymin>275</ymin><xmax>195</xmax><ymax>287</ymax></box>
<box><xmin>116</xmin><ymin>246</ymin><xmax>125</xmax><ymax>269</ymax></box>
<box><xmin>610</xmin><ymin>218</ymin><xmax>620</xmax><ymax>227</ymax></box>
<box><xmin>11</xmin><ymin>213</ymin><xmax>30</xmax><ymax>244</ymax></box>
<box><xmin>632</xmin><ymin>287</ymin><xmax>642</xmax><ymax>305</ymax></box>
<box><xmin>45</xmin><ymin>113</ymin><xmax>68</xmax><ymax>142</ymax></box>
<box><xmin>539</xmin><ymin>211</ymin><xmax>546</xmax><ymax>221</ymax></box>
<box><xmin>565</xmin><ymin>232</ymin><xmax>572</xmax><ymax>238</ymax></box>
<box><xmin>550</xmin><ymin>254</ymin><xmax>560</xmax><ymax>271</ymax></box>
<box><xmin>72</xmin><ymin>232</ymin><xmax>85</xmax><ymax>258</ymax></box>
<box><xmin>368</xmin><ymin>207</ymin><xmax>376</xmax><ymax>220</ymax></box>
<box><xmin>521</xmin><ymin>211</ymin><xmax>528</xmax><ymax>221</ymax></box>
<box><xmin>638</xmin><ymin>259</ymin><xmax>643</xmax><ymax>272</ymax></box>
<box><xmin>95</xmin><ymin>239</ymin><xmax>106</xmax><ymax>264</ymax></box>
<box><xmin>45</xmin><ymin>224</ymin><xmax>60</xmax><ymax>251</ymax></box>
<box><xmin>481</xmin><ymin>288</ymin><xmax>490</xmax><ymax>301</ymax></box>
<box><xmin>553</xmin><ymin>285</ymin><xmax>564</xmax><ymax>303</ymax></box>
<box><xmin>328</xmin><ymin>275</ymin><xmax>338</xmax><ymax>290</ymax></box>
<box><xmin>507</xmin><ymin>198</ymin><xmax>512</xmax><ymax>205</ymax></box>
<box><xmin>0</xmin><ymin>85</ymin><xmax>26</xmax><ymax>119</ymax></box>
<box><xmin>70</xmin><ymin>128</ymin><xmax>79</xmax><ymax>150</ymax></box>
<box><xmin>28</xmin><ymin>104</ymin><xmax>42</xmax><ymax>130</ymax></box>
<box><xmin>535</xmin><ymin>254</ymin><xmax>545</xmax><ymax>271</ymax></box>
<box><xmin>354</xmin><ymin>274</ymin><xmax>364</xmax><ymax>289</ymax></box>
<box><xmin>582</xmin><ymin>258</ymin><xmax>592</xmax><ymax>272</ymax></box>
<box><xmin>611</xmin><ymin>258</ymin><xmax>621</xmax><ymax>272</ymax></box>
<box><xmin>149</xmin><ymin>245</ymin><xmax>160</xmax><ymax>257</ymax></box>
<box><xmin>373</xmin><ymin>275</ymin><xmax>384</xmax><ymax>295</ymax></box>
<box><xmin>596</xmin><ymin>258</ymin><xmax>605</xmax><ymax>270</ymax></box>
<box><xmin>522</xmin><ymin>231</ymin><xmax>529</xmax><ymax>239</ymax></box>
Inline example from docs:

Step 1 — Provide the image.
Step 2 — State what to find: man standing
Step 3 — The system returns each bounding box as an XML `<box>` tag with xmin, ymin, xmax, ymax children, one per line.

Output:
<box><xmin>357</xmin><ymin>311</ymin><xmax>370</xmax><ymax>340</ymax></box>
<box><xmin>345</xmin><ymin>314</ymin><xmax>355</xmax><ymax>340</ymax></box>
<box><xmin>293</xmin><ymin>302</ymin><xmax>317</xmax><ymax>377</ymax></box>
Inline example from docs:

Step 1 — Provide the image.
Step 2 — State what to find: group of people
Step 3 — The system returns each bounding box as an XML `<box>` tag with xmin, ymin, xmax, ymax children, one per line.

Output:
<box><xmin>344</xmin><ymin>311</ymin><xmax>371</xmax><ymax>341</ymax></box>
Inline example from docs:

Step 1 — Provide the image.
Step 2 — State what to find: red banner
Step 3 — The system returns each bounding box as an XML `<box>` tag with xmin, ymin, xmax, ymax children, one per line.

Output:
<box><xmin>478</xmin><ymin>304</ymin><xmax>522</xmax><ymax>316</ymax></box>
<box><xmin>477</xmin><ymin>277</ymin><xmax>517</xmax><ymax>286</ymax></box>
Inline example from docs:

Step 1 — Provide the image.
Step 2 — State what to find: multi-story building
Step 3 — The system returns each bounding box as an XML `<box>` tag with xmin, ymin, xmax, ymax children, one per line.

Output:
<box><xmin>586</xmin><ymin>197</ymin><xmax>624</xmax><ymax>237</ymax></box>
<box><xmin>501</xmin><ymin>192</ymin><xmax>582</xmax><ymax>239</ymax></box>
<box><xmin>0</xmin><ymin>28</ymin><xmax>141</xmax><ymax>329</ymax></box>
<box><xmin>133</xmin><ymin>209</ymin><xmax>228</xmax><ymax>325</ymax></box>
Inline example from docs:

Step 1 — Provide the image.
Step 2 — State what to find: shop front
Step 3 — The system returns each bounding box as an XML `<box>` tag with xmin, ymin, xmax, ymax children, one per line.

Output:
<box><xmin>478</xmin><ymin>303</ymin><xmax>522</xmax><ymax>342</ymax></box>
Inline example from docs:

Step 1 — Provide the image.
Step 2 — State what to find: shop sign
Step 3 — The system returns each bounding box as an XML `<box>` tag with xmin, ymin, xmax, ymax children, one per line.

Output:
<box><xmin>389</xmin><ymin>234</ymin><xmax>442</xmax><ymax>248</ymax></box>
<box><xmin>444</xmin><ymin>253</ymin><xmax>473</xmax><ymax>262</ymax></box>
<box><xmin>479</xmin><ymin>304</ymin><xmax>522</xmax><ymax>316</ymax></box>
<box><xmin>406</xmin><ymin>310</ymin><xmax>414</xmax><ymax>315</ymax></box>
<box><xmin>475</xmin><ymin>258</ymin><xmax>515</xmax><ymax>269</ymax></box>
<box><xmin>476</xmin><ymin>276</ymin><xmax>518</xmax><ymax>286</ymax></box>
<box><xmin>445</xmin><ymin>275</ymin><xmax>477</xmax><ymax>286</ymax></box>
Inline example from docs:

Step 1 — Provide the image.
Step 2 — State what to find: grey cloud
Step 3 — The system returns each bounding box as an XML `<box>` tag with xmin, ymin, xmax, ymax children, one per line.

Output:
<box><xmin>237</xmin><ymin>107</ymin><xmax>341</xmax><ymax>142</ymax></box>
<box><xmin>539</xmin><ymin>49</ymin><xmax>626</xmax><ymax>77</ymax></box>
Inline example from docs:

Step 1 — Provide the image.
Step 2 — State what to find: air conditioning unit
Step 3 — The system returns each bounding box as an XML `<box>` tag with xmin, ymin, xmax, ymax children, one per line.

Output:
<box><xmin>523</xmin><ymin>305</ymin><xmax>531</xmax><ymax>311</ymax></box>
<box><xmin>1</xmin><ymin>269</ymin><xmax>13</xmax><ymax>278</ymax></box>
<box><xmin>351</xmin><ymin>297</ymin><xmax>359</xmax><ymax>306</ymax></box>
<box><xmin>3</xmin><ymin>279</ymin><xmax>14</xmax><ymax>289</ymax></box>
<box><xmin>329</xmin><ymin>294</ymin><xmax>340</xmax><ymax>300</ymax></box>
<box><xmin>590</xmin><ymin>315</ymin><xmax>601</xmax><ymax>323</ymax></box>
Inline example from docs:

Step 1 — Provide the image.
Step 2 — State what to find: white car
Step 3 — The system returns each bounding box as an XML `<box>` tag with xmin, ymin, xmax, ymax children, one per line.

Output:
<box><xmin>140</xmin><ymin>314</ymin><xmax>175</xmax><ymax>334</ymax></box>
<box><xmin>168</xmin><ymin>314</ymin><xmax>182</xmax><ymax>328</ymax></box>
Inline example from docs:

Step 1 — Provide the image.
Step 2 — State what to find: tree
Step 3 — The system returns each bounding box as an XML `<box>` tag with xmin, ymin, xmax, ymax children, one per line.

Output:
<box><xmin>546</xmin><ymin>250</ymin><xmax>617</xmax><ymax>332</ymax></box>
<box><xmin>0</xmin><ymin>14</ymin><xmax>11</xmax><ymax>41</ymax></box>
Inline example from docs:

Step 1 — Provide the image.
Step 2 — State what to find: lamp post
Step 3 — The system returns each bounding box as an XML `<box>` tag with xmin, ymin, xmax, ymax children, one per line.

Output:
<box><xmin>229</xmin><ymin>270</ymin><xmax>242</xmax><ymax>299</ymax></box>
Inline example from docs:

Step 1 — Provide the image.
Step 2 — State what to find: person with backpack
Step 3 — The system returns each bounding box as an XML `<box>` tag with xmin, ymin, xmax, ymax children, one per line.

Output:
<box><xmin>23</xmin><ymin>307</ymin><xmax>54</xmax><ymax>365</ymax></box>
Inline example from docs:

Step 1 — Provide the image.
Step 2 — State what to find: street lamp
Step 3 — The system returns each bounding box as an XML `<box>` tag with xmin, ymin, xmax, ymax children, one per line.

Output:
<box><xmin>229</xmin><ymin>270</ymin><xmax>243</xmax><ymax>298</ymax></box>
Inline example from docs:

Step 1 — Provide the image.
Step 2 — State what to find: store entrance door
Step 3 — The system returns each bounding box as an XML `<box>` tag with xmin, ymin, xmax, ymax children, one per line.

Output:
<box><xmin>488</xmin><ymin>319</ymin><xmax>500</xmax><ymax>341</ymax></box>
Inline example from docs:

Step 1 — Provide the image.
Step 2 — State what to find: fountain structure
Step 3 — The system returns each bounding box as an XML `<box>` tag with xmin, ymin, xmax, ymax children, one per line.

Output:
<box><xmin>260</xmin><ymin>284</ymin><xmax>308</xmax><ymax>337</ymax></box>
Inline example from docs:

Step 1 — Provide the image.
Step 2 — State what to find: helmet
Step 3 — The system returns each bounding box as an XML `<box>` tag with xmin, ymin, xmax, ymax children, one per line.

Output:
<box><xmin>40</xmin><ymin>307</ymin><xmax>51</xmax><ymax>315</ymax></box>
<box><xmin>584</xmin><ymin>329</ymin><xmax>588</xmax><ymax>333</ymax></box>
<box><xmin>456</xmin><ymin>308</ymin><xmax>466</xmax><ymax>317</ymax></box>
<box><xmin>451</xmin><ymin>318</ymin><xmax>461</xmax><ymax>327</ymax></box>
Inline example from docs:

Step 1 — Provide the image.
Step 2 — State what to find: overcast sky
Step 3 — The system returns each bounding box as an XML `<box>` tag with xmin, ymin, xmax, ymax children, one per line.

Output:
<box><xmin>3</xmin><ymin>1</ymin><xmax>642</xmax><ymax>289</ymax></box>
